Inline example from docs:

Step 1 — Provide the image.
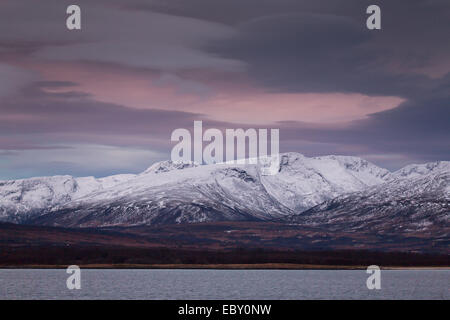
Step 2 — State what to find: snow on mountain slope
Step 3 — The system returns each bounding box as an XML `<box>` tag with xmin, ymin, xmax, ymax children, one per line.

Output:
<box><xmin>30</xmin><ymin>165</ymin><xmax>294</xmax><ymax>227</ymax></box>
<box><xmin>23</xmin><ymin>153</ymin><xmax>393</xmax><ymax>227</ymax></box>
<box><xmin>0</xmin><ymin>160</ymin><xmax>201</xmax><ymax>224</ymax></box>
<box><xmin>261</xmin><ymin>153</ymin><xmax>392</xmax><ymax>212</ymax></box>
<box><xmin>0</xmin><ymin>174</ymin><xmax>135</xmax><ymax>223</ymax></box>
<box><xmin>393</xmin><ymin>161</ymin><xmax>450</xmax><ymax>180</ymax></box>
<box><xmin>286</xmin><ymin>162</ymin><xmax>450</xmax><ymax>234</ymax></box>
<box><xmin>1</xmin><ymin>153</ymin><xmax>446</xmax><ymax>229</ymax></box>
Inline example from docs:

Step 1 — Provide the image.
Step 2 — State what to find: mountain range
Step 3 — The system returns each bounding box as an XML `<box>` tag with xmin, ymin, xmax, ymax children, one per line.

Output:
<box><xmin>0</xmin><ymin>153</ymin><xmax>448</xmax><ymax>239</ymax></box>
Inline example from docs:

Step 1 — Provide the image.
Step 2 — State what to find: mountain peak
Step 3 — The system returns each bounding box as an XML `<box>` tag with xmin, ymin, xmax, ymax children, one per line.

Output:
<box><xmin>142</xmin><ymin>160</ymin><xmax>200</xmax><ymax>175</ymax></box>
<box><xmin>394</xmin><ymin>161</ymin><xmax>450</xmax><ymax>179</ymax></box>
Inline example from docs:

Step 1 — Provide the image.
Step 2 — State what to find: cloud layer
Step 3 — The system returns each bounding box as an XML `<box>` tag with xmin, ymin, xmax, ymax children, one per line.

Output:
<box><xmin>0</xmin><ymin>0</ymin><xmax>448</xmax><ymax>178</ymax></box>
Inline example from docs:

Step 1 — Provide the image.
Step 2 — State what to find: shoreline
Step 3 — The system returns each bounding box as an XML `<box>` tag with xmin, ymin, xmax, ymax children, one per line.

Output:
<box><xmin>1</xmin><ymin>263</ymin><xmax>449</xmax><ymax>270</ymax></box>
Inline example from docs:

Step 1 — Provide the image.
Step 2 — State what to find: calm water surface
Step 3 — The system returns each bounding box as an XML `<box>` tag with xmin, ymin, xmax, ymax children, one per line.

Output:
<box><xmin>0</xmin><ymin>269</ymin><xmax>448</xmax><ymax>300</ymax></box>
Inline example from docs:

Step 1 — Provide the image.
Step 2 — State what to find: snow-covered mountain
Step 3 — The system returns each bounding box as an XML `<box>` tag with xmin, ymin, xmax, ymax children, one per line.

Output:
<box><xmin>286</xmin><ymin>161</ymin><xmax>450</xmax><ymax>235</ymax></box>
<box><xmin>262</xmin><ymin>153</ymin><xmax>392</xmax><ymax>212</ymax></box>
<box><xmin>0</xmin><ymin>153</ymin><xmax>395</xmax><ymax>227</ymax></box>
<box><xmin>393</xmin><ymin>161</ymin><xmax>450</xmax><ymax>180</ymax></box>
<box><xmin>0</xmin><ymin>174</ymin><xmax>135</xmax><ymax>223</ymax></box>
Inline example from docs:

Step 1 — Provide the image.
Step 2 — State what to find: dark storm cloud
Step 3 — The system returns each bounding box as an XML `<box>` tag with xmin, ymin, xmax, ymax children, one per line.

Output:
<box><xmin>366</xmin><ymin>80</ymin><xmax>450</xmax><ymax>139</ymax></box>
<box><xmin>134</xmin><ymin>0</ymin><xmax>449</xmax><ymax>96</ymax></box>
<box><xmin>278</xmin><ymin>75</ymin><xmax>450</xmax><ymax>166</ymax></box>
<box><xmin>180</xmin><ymin>0</ymin><xmax>449</xmax><ymax>166</ymax></box>
<box><xmin>0</xmin><ymin>1</ymin><xmax>86</xmax><ymax>52</ymax></box>
<box><xmin>205</xmin><ymin>5</ymin><xmax>449</xmax><ymax>96</ymax></box>
<box><xmin>207</xmin><ymin>12</ymin><xmax>396</xmax><ymax>95</ymax></box>
<box><xmin>0</xmin><ymin>0</ymin><xmax>242</xmax><ymax>72</ymax></box>
<box><xmin>125</xmin><ymin>0</ymin><xmax>450</xmax><ymax>163</ymax></box>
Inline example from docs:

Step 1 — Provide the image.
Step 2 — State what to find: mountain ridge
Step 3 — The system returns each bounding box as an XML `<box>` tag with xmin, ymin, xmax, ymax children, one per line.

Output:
<box><xmin>286</xmin><ymin>167</ymin><xmax>449</xmax><ymax>235</ymax></box>
<box><xmin>0</xmin><ymin>153</ymin><xmax>448</xmax><ymax>233</ymax></box>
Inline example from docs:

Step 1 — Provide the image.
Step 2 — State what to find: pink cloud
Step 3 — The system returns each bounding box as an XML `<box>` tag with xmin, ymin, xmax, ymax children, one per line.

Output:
<box><xmin>32</xmin><ymin>61</ymin><xmax>404</xmax><ymax>125</ymax></box>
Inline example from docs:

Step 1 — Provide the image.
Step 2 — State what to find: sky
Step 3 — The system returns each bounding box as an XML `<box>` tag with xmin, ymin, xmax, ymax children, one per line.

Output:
<box><xmin>0</xmin><ymin>0</ymin><xmax>449</xmax><ymax>179</ymax></box>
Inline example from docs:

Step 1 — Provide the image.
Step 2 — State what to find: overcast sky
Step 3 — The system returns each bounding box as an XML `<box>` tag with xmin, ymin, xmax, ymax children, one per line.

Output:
<box><xmin>0</xmin><ymin>0</ymin><xmax>449</xmax><ymax>179</ymax></box>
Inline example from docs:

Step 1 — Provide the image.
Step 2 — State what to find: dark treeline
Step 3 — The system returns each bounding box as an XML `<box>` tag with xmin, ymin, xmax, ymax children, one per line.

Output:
<box><xmin>1</xmin><ymin>246</ymin><xmax>448</xmax><ymax>267</ymax></box>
